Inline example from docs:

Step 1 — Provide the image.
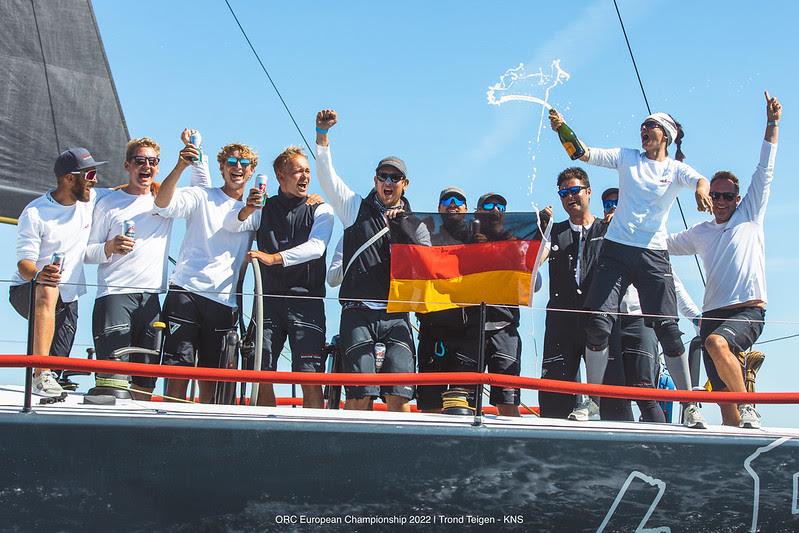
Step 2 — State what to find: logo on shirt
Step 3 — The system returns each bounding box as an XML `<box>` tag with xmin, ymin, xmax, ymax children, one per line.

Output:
<box><xmin>169</xmin><ymin>322</ymin><xmax>181</xmax><ymax>334</ymax></box>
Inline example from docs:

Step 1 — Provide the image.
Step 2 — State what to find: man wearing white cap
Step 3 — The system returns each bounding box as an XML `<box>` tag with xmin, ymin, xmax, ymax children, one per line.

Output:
<box><xmin>549</xmin><ymin>109</ymin><xmax>712</xmax><ymax>428</ymax></box>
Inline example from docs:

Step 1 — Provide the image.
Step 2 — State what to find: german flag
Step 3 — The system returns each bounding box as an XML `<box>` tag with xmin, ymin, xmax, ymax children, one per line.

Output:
<box><xmin>388</xmin><ymin>212</ymin><xmax>546</xmax><ymax>313</ymax></box>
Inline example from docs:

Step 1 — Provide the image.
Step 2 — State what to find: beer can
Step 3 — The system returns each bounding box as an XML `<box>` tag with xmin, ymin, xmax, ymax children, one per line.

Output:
<box><xmin>374</xmin><ymin>342</ymin><xmax>386</xmax><ymax>372</ymax></box>
<box><xmin>189</xmin><ymin>132</ymin><xmax>202</xmax><ymax>148</ymax></box>
<box><xmin>51</xmin><ymin>252</ymin><xmax>65</xmax><ymax>273</ymax></box>
<box><xmin>255</xmin><ymin>174</ymin><xmax>268</xmax><ymax>207</ymax></box>
<box><xmin>123</xmin><ymin>219</ymin><xmax>136</xmax><ymax>239</ymax></box>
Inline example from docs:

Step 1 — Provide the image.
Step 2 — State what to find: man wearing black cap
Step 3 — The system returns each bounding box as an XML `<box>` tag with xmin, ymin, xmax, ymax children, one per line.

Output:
<box><xmin>9</xmin><ymin>147</ymin><xmax>107</xmax><ymax>396</ymax></box>
<box><xmin>315</xmin><ymin>109</ymin><xmax>429</xmax><ymax>412</ymax></box>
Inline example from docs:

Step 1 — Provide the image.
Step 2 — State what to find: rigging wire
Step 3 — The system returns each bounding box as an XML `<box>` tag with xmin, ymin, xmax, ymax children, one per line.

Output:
<box><xmin>612</xmin><ymin>0</ymin><xmax>706</xmax><ymax>286</ymax></box>
<box><xmin>30</xmin><ymin>0</ymin><xmax>61</xmax><ymax>155</ymax></box>
<box><xmin>222</xmin><ymin>0</ymin><xmax>315</xmax><ymax>159</ymax></box>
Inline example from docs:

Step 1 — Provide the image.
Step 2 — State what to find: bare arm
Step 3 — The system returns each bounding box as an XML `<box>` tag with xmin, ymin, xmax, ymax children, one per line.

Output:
<box><xmin>764</xmin><ymin>90</ymin><xmax>781</xmax><ymax>144</ymax></box>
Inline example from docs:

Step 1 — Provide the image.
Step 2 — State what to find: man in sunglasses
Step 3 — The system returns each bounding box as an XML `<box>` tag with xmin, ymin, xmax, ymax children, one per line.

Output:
<box><xmin>85</xmin><ymin>132</ymin><xmax>207</xmax><ymax>399</ymax></box>
<box><xmin>9</xmin><ymin>147</ymin><xmax>107</xmax><ymax>397</ymax></box>
<box><xmin>314</xmin><ymin>108</ymin><xmax>429</xmax><ymax>412</ymax></box>
<box><xmin>667</xmin><ymin>92</ymin><xmax>782</xmax><ymax>429</ymax></box>
<box><xmin>154</xmin><ymin>141</ymin><xmax>256</xmax><ymax>403</ymax></box>
<box><xmin>223</xmin><ymin>146</ymin><xmax>334</xmax><ymax>409</ymax></box>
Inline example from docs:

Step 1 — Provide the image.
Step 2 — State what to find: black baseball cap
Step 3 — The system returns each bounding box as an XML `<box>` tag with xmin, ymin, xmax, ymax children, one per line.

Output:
<box><xmin>601</xmin><ymin>187</ymin><xmax>619</xmax><ymax>201</ymax></box>
<box><xmin>54</xmin><ymin>147</ymin><xmax>106</xmax><ymax>178</ymax></box>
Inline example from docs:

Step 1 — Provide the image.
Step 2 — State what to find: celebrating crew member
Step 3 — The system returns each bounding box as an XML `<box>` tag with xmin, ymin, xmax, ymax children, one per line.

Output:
<box><xmin>549</xmin><ymin>108</ymin><xmax>711</xmax><ymax>429</ymax></box>
<box><xmin>9</xmin><ymin>148</ymin><xmax>107</xmax><ymax>396</ymax></box>
<box><xmin>667</xmin><ymin>92</ymin><xmax>781</xmax><ymax>429</ymax></box>
<box><xmin>224</xmin><ymin>146</ymin><xmax>334</xmax><ymax>409</ymax></box>
<box><xmin>314</xmin><ymin>109</ymin><xmax>429</xmax><ymax>412</ymax></box>
<box><xmin>153</xmin><ymin>141</ymin><xmax>255</xmax><ymax>403</ymax></box>
<box><xmin>85</xmin><ymin>132</ymin><xmax>207</xmax><ymax>399</ymax></box>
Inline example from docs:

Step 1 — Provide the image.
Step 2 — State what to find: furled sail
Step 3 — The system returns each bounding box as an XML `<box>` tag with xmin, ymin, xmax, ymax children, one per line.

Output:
<box><xmin>0</xmin><ymin>0</ymin><xmax>129</xmax><ymax>221</ymax></box>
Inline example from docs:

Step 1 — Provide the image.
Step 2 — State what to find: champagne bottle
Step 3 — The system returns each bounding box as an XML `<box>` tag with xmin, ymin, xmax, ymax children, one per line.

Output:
<box><xmin>550</xmin><ymin>109</ymin><xmax>586</xmax><ymax>160</ymax></box>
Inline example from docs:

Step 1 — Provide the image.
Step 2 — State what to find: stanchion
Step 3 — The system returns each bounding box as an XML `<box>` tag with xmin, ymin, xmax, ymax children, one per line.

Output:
<box><xmin>472</xmin><ymin>302</ymin><xmax>486</xmax><ymax>426</ymax></box>
<box><xmin>22</xmin><ymin>276</ymin><xmax>38</xmax><ymax>413</ymax></box>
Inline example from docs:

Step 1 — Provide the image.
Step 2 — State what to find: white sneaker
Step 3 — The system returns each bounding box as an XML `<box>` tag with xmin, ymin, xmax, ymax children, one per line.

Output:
<box><xmin>738</xmin><ymin>404</ymin><xmax>762</xmax><ymax>429</ymax></box>
<box><xmin>682</xmin><ymin>402</ymin><xmax>707</xmax><ymax>429</ymax></box>
<box><xmin>32</xmin><ymin>371</ymin><xmax>65</xmax><ymax>397</ymax></box>
<box><xmin>568</xmin><ymin>398</ymin><xmax>600</xmax><ymax>421</ymax></box>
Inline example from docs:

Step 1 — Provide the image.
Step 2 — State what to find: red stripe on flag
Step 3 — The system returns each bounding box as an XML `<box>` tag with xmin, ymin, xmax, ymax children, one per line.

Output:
<box><xmin>390</xmin><ymin>241</ymin><xmax>539</xmax><ymax>280</ymax></box>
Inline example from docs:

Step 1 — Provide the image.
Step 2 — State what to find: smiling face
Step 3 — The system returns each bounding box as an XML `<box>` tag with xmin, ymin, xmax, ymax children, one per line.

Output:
<box><xmin>276</xmin><ymin>155</ymin><xmax>311</xmax><ymax>198</ymax></box>
<box><xmin>710</xmin><ymin>177</ymin><xmax>741</xmax><ymax>224</ymax></box>
<box><xmin>373</xmin><ymin>164</ymin><xmax>408</xmax><ymax>206</ymax></box>
<box><xmin>438</xmin><ymin>194</ymin><xmax>467</xmax><ymax>215</ymax></box>
<box><xmin>558</xmin><ymin>177</ymin><xmax>591</xmax><ymax>222</ymax></box>
<box><xmin>221</xmin><ymin>148</ymin><xmax>255</xmax><ymax>191</ymax></box>
<box><xmin>124</xmin><ymin>146</ymin><xmax>159</xmax><ymax>194</ymax></box>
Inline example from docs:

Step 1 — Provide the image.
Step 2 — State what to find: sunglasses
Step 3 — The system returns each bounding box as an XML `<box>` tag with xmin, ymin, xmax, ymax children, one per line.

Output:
<box><xmin>440</xmin><ymin>196</ymin><xmax>466</xmax><ymax>207</ymax></box>
<box><xmin>70</xmin><ymin>168</ymin><xmax>97</xmax><ymax>182</ymax></box>
<box><xmin>481</xmin><ymin>202</ymin><xmax>506</xmax><ymax>212</ymax></box>
<box><xmin>131</xmin><ymin>156</ymin><xmax>160</xmax><ymax>166</ymax></box>
<box><xmin>226</xmin><ymin>157</ymin><xmax>251</xmax><ymax>167</ymax></box>
<box><xmin>641</xmin><ymin>120</ymin><xmax>663</xmax><ymax>130</ymax></box>
<box><xmin>603</xmin><ymin>198</ymin><xmax>618</xmax><ymax>213</ymax></box>
<box><xmin>376</xmin><ymin>172</ymin><xmax>405</xmax><ymax>184</ymax></box>
<box><xmin>557</xmin><ymin>185</ymin><xmax>588</xmax><ymax>198</ymax></box>
<box><xmin>710</xmin><ymin>191</ymin><xmax>737</xmax><ymax>201</ymax></box>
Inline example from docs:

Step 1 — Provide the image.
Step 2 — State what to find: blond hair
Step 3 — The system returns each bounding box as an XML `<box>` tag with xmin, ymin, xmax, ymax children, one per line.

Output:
<box><xmin>217</xmin><ymin>143</ymin><xmax>258</xmax><ymax>170</ymax></box>
<box><xmin>272</xmin><ymin>146</ymin><xmax>307</xmax><ymax>176</ymax></box>
<box><xmin>125</xmin><ymin>137</ymin><xmax>160</xmax><ymax>161</ymax></box>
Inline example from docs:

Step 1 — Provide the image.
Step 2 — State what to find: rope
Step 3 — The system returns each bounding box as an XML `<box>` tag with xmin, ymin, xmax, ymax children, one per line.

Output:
<box><xmin>222</xmin><ymin>0</ymin><xmax>315</xmax><ymax>159</ymax></box>
<box><xmin>3</xmin><ymin>355</ymin><xmax>798</xmax><ymax>404</ymax></box>
<box><xmin>612</xmin><ymin>0</ymin><xmax>706</xmax><ymax>286</ymax></box>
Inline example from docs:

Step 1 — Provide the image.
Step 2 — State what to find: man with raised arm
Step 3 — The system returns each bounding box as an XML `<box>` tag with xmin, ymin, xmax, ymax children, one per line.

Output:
<box><xmin>153</xmin><ymin>141</ymin><xmax>255</xmax><ymax>403</ymax></box>
<box><xmin>223</xmin><ymin>146</ymin><xmax>334</xmax><ymax>408</ymax></box>
<box><xmin>85</xmin><ymin>131</ymin><xmax>207</xmax><ymax>399</ymax></box>
<box><xmin>549</xmin><ymin>108</ymin><xmax>712</xmax><ymax>429</ymax></box>
<box><xmin>667</xmin><ymin>92</ymin><xmax>781</xmax><ymax>429</ymax></box>
<box><xmin>9</xmin><ymin>148</ymin><xmax>106</xmax><ymax>397</ymax></box>
<box><xmin>314</xmin><ymin>109</ymin><xmax>429</xmax><ymax>412</ymax></box>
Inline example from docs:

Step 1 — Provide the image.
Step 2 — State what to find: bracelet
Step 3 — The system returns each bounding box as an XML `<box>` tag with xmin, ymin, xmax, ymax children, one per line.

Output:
<box><xmin>767</xmin><ymin>121</ymin><xmax>779</xmax><ymax>126</ymax></box>
<box><xmin>315</xmin><ymin>127</ymin><xmax>329</xmax><ymax>134</ymax></box>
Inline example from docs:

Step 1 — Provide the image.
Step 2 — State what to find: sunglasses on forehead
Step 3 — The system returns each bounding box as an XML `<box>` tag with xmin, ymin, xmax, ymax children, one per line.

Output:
<box><xmin>481</xmin><ymin>201</ymin><xmax>506</xmax><ymax>212</ymax></box>
<box><xmin>557</xmin><ymin>185</ymin><xmax>588</xmax><ymax>198</ymax></box>
<box><xmin>376</xmin><ymin>172</ymin><xmax>405</xmax><ymax>184</ymax></box>
<box><xmin>226</xmin><ymin>156</ymin><xmax>251</xmax><ymax>167</ymax></box>
<box><xmin>710</xmin><ymin>191</ymin><xmax>737</xmax><ymax>201</ymax></box>
<box><xmin>440</xmin><ymin>195</ymin><xmax>466</xmax><ymax>207</ymax></box>
<box><xmin>70</xmin><ymin>168</ymin><xmax>97</xmax><ymax>182</ymax></box>
<box><xmin>131</xmin><ymin>156</ymin><xmax>160</xmax><ymax>166</ymax></box>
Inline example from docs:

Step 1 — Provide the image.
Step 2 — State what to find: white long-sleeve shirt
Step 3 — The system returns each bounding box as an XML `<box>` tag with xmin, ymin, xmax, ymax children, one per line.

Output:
<box><xmin>152</xmin><ymin>160</ymin><xmax>251</xmax><ymax>308</ymax></box>
<box><xmin>327</xmin><ymin>237</ymin><xmax>344</xmax><ymax>287</ymax></box>
<box><xmin>222</xmin><ymin>198</ymin><xmax>334</xmax><ymax>267</ymax></box>
<box><xmin>85</xmin><ymin>157</ymin><xmax>210</xmax><ymax>298</ymax></box>
<box><xmin>587</xmin><ymin>147</ymin><xmax>704</xmax><ymax>250</ymax></box>
<box><xmin>667</xmin><ymin>140</ymin><xmax>776</xmax><ymax>312</ymax></box>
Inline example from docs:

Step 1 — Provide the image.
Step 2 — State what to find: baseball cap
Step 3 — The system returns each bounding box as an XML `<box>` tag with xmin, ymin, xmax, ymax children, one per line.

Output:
<box><xmin>54</xmin><ymin>147</ymin><xmax>106</xmax><ymax>177</ymax></box>
<box><xmin>477</xmin><ymin>192</ymin><xmax>507</xmax><ymax>207</ymax></box>
<box><xmin>601</xmin><ymin>187</ymin><xmax>619</xmax><ymax>201</ymax></box>
<box><xmin>375</xmin><ymin>156</ymin><xmax>407</xmax><ymax>177</ymax></box>
<box><xmin>439</xmin><ymin>186</ymin><xmax>467</xmax><ymax>201</ymax></box>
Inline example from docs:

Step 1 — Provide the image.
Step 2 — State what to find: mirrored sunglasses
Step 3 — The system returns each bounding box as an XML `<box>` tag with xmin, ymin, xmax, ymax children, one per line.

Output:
<box><xmin>226</xmin><ymin>157</ymin><xmax>251</xmax><ymax>167</ymax></box>
<box><xmin>440</xmin><ymin>196</ymin><xmax>466</xmax><ymax>207</ymax></box>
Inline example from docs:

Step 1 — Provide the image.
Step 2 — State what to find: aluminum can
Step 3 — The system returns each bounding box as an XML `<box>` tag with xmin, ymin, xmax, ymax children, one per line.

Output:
<box><xmin>51</xmin><ymin>252</ymin><xmax>65</xmax><ymax>273</ymax></box>
<box><xmin>255</xmin><ymin>174</ymin><xmax>268</xmax><ymax>207</ymax></box>
<box><xmin>189</xmin><ymin>132</ymin><xmax>202</xmax><ymax>148</ymax></box>
<box><xmin>374</xmin><ymin>342</ymin><xmax>386</xmax><ymax>372</ymax></box>
<box><xmin>123</xmin><ymin>219</ymin><xmax>136</xmax><ymax>239</ymax></box>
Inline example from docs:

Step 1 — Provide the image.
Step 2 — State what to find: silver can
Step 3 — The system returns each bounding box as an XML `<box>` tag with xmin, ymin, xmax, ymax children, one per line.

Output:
<box><xmin>51</xmin><ymin>252</ymin><xmax>65</xmax><ymax>273</ymax></box>
<box><xmin>255</xmin><ymin>174</ymin><xmax>268</xmax><ymax>207</ymax></box>
<box><xmin>189</xmin><ymin>132</ymin><xmax>202</xmax><ymax>148</ymax></box>
<box><xmin>374</xmin><ymin>342</ymin><xmax>386</xmax><ymax>372</ymax></box>
<box><xmin>123</xmin><ymin>219</ymin><xmax>136</xmax><ymax>239</ymax></box>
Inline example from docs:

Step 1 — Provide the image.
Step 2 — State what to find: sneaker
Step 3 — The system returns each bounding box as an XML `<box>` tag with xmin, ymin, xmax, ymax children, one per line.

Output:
<box><xmin>568</xmin><ymin>397</ymin><xmax>600</xmax><ymax>421</ymax></box>
<box><xmin>32</xmin><ymin>371</ymin><xmax>65</xmax><ymax>397</ymax></box>
<box><xmin>738</xmin><ymin>404</ymin><xmax>762</xmax><ymax>429</ymax></box>
<box><xmin>682</xmin><ymin>402</ymin><xmax>707</xmax><ymax>429</ymax></box>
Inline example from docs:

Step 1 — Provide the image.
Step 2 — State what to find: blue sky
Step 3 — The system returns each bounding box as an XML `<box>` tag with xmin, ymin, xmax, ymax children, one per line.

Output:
<box><xmin>1</xmin><ymin>0</ymin><xmax>797</xmax><ymax>426</ymax></box>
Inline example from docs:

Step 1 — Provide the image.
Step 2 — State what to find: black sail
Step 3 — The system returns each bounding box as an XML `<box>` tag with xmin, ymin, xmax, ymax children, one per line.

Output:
<box><xmin>0</xmin><ymin>0</ymin><xmax>129</xmax><ymax>221</ymax></box>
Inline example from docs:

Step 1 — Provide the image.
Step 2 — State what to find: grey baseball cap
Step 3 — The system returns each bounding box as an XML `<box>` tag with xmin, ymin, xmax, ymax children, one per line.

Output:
<box><xmin>439</xmin><ymin>186</ymin><xmax>467</xmax><ymax>201</ymax></box>
<box><xmin>477</xmin><ymin>192</ymin><xmax>507</xmax><ymax>207</ymax></box>
<box><xmin>54</xmin><ymin>147</ymin><xmax>106</xmax><ymax>177</ymax></box>
<box><xmin>375</xmin><ymin>155</ymin><xmax>407</xmax><ymax>177</ymax></box>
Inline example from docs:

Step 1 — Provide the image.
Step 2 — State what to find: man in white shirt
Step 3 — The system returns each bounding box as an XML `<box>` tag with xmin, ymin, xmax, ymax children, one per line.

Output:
<box><xmin>85</xmin><ymin>132</ymin><xmax>206</xmax><ymax>399</ymax></box>
<box><xmin>9</xmin><ymin>147</ymin><xmax>106</xmax><ymax>397</ymax></box>
<box><xmin>224</xmin><ymin>146</ymin><xmax>334</xmax><ymax>408</ymax></box>
<box><xmin>153</xmin><ymin>142</ymin><xmax>255</xmax><ymax>403</ymax></box>
<box><xmin>667</xmin><ymin>92</ymin><xmax>781</xmax><ymax>429</ymax></box>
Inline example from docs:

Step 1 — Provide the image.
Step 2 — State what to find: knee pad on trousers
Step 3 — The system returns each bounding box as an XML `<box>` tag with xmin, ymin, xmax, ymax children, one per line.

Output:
<box><xmin>652</xmin><ymin>319</ymin><xmax>684</xmax><ymax>357</ymax></box>
<box><xmin>585</xmin><ymin>313</ymin><xmax>613</xmax><ymax>351</ymax></box>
